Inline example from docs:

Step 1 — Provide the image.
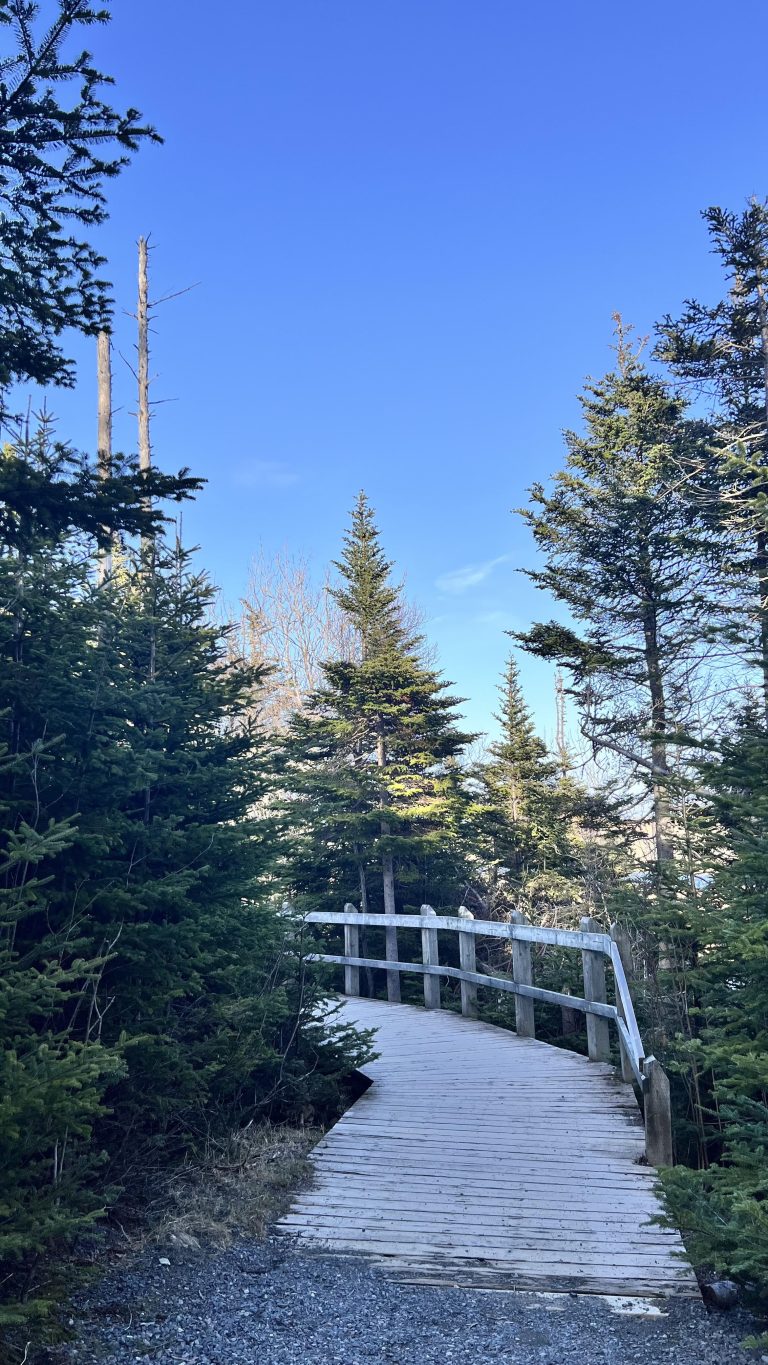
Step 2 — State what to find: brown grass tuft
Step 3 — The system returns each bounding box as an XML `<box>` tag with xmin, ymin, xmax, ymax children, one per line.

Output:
<box><xmin>144</xmin><ymin>1123</ymin><xmax>321</xmax><ymax>1252</ymax></box>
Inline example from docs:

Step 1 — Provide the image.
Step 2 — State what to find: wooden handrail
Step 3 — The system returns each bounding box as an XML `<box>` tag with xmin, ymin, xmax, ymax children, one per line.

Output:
<box><xmin>304</xmin><ymin>910</ymin><xmax>611</xmax><ymax>954</ymax></box>
<box><xmin>301</xmin><ymin>903</ymin><xmax>674</xmax><ymax>1165</ymax></box>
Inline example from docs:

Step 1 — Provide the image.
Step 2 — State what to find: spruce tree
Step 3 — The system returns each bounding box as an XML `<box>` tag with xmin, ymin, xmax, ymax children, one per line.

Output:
<box><xmin>286</xmin><ymin>493</ymin><xmax>472</xmax><ymax>928</ymax></box>
<box><xmin>0</xmin><ymin>0</ymin><xmax>159</xmax><ymax>393</ymax></box>
<box><xmin>475</xmin><ymin>655</ymin><xmax>571</xmax><ymax>912</ymax></box>
<box><xmin>468</xmin><ymin>656</ymin><xmax>626</xmax><ymax>922</ymax></box>
<box><xmin>516</xmin><ymin>335</ymin><xmax>720</xmax><ymax>873</ymax></box>
<box><xmin>657</xmin><ymin>201</ymin><xmax>768</xmax><ymax>717</ymax></box>
<box><xmin>660</xmin><ymin>711</ymin><xmax>768</xmax><ymax>1319</ymax></box>
<box><xmin>0</xmin><ymin>426</ymin><xmax>366</xmax><ymax>1327</ymax></box>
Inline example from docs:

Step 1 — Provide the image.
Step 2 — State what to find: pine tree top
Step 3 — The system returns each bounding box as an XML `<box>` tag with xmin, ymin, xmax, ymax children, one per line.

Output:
<box><xmin>490</xmin><ymin>653</ymin><xmax>556</xmax><ymax>781</ymax></box>
<box><xmin>331</xmin><ymin>492</ymin><xmax>414</xmax><ymax>661</ymax></box>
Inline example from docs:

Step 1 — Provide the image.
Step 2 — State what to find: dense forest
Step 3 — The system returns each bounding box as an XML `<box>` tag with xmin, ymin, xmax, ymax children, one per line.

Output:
<box><xmin>2</xmin><ymin>0</ymin><xmax>768</xmax><ymax>1348</ymax></box>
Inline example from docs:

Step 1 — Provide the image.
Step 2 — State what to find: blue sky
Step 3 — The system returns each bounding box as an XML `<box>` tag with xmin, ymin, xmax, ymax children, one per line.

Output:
<box><xmin>38</xmin><ymin>0</ymin><xmax>768</xmax><ymax>742</ymax></box>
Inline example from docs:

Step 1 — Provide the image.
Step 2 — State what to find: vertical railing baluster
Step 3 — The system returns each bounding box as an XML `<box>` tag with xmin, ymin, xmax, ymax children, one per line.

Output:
<box><xmin>421</xmin><ymin>905</ymin><xmax>441</xmax><ymax>1009</ymax></box>
<box><xmin>385</xmin><ymin>919</ymin><xmax>401</xmax><ymax>1003</ymax></box>
<box><xmin>457</xmin><ymin>906</ymin><xmax>478</xmax><ymax>1018</ymax></box>
<box><xmin>580</xmin><ymin>915</ymin><xmax>611</xmax><ymax>1062</ymax></box>
<box><xmin>510</xmin><ymin>909</ymin><xmax>536</xmax><ymax>1038</ymax></box>
<box><xmin>343</xmin><ymin>902</ymin><xmax>360</xmax><ymax>997</ymax></box>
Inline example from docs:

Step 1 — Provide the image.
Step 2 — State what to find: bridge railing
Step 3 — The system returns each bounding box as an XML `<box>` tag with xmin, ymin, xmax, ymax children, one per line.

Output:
<box><xmin>303</xmin><ymin>904</ymin><xmax>673</xmax><ymax>1166</ymax></box>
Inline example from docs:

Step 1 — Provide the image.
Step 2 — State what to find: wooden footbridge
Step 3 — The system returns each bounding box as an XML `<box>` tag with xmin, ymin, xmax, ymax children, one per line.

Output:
<box><xmin>278</xmin><ymin>907</ymin><xmax>697</xmax><ymax>1297</ymax></box>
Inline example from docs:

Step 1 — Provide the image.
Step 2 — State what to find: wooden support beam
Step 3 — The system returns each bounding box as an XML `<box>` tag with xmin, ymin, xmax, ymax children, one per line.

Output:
<box><xmin>510</xmin><ymin>910</ymin><xmax>535</xmax><ymax>1038</ymax></box>
<box><xmin>581</xmin><ymin>916</ymin><xmax>612</xmax><ymax>1062</ymax></box>
<box><xmin>457</xmin><ymin>907</ymin><xmax>478</xmax><ymax>1018</ymax></box>
<box><xmin>610</xmin><ymin>923</ymin><xmax>635</xmax><ymax>1083</ymax></box>
<box><xmin>643</xmin><ymin>1057</ymin><xmax>674</xmax><ymax>1166</ymax></box>
<box><xmin>343</xmin><ymin>902</ymin><xmax>360</xmax><ymax>997</ymax></box>
<box><xmin>421</xmin><ymin>906</ymin><xmax>441</xmax><ymax>1009</ymax></box>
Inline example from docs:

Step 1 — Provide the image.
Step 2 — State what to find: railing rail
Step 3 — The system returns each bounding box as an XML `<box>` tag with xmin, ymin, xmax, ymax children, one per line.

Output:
<box><xmin>302</xmin><ymin>903</ymin><xmax>674</xmax><ymax>1166</ymax></box>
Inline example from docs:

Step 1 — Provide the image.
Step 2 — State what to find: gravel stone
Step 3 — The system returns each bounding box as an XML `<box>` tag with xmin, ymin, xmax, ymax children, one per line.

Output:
<box><xmin>59</xmin><ymin>1235</ymin><xmax>760</xmax><ymax>1364</ymax></box>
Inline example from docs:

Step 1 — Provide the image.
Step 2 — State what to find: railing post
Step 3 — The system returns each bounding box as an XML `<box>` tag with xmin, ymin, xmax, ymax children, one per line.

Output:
<box><xmin>643</xmin><ymin>1056</ymin><xmax>674</xmax><ymax>1166</ymax></box>
<box><xmin>457</xmin><ymin>906</ymin><xmax>478</xmax><ymax>1018</ymax></box>
<box><xmin>342</xmin><ymin>902</ymin><xmax>360</xmax><ymax>997</ymax></box>
<box><xmin>610</xmin><ymin>922</ymin><xmax>635</xmax><ymax>1083</ymax></box>
<box><xmin>385</xmin><ymin>920</ymin><xmax>401</xmax><ymax>1004</ymax></box>
<box><xmin>510</xmin><ymin>909</ymin><xmax>535</xmax><ymax>1039</ymax></box>
<box><xmin>580</xmin><ymin>916</ymin><xmax>611</xmax><ymax>1062</ymax></box>
<box><xmin>421</xmin><ymin>905</ymin><xmax>441</xmax><ymax>1009</ymax></box>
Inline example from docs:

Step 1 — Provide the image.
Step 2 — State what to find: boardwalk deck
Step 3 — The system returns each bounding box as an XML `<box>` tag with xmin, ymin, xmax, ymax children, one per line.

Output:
<box><xmin>278</xmin><ymin>998</ymin><xmax>697</xmax><ymax>1296</ymax></box>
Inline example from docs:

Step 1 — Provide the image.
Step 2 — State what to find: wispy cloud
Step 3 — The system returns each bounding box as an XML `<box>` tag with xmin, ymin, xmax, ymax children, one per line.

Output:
<box><xmin>232</xmin><ymin>459</ymin><xmax>299</xmax><ymax>489</ymax></box>
<box><xmin>435</xmin><ymin>554</ymin><xmax>510</xmax><ymax>595</ymax></box>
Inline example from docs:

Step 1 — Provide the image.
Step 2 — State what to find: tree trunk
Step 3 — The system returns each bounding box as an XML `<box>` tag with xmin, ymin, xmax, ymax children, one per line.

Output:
<box><xmin>356</xmin><ymin>852</ymin><xmax>375</xmax><ymax>996</ymax></box>
<box><xmin>640</xmin><ymin>579</ymin><xmax>673</xmax><ymax>867</ymax></box>
<box><xmin>377</xmin><ymin>722</ymin><xmax>400</xmax><ymax>1001</ymax></box>
<box><xmin>754</xmin><ymin>271</ymin><xmax>768</xmax><ymax>720</ymax></box>
<box><xmin>96</xmin><ymin>330</ymin><xmax>112</xmax><ymax>584</ymax></box>
<box><xmin>377</xmin><ymin>726</ymin><xmax>396</xmax><ymax>914</ymax></box>
<box><xmin>137</xmin><ymin>235</ymin><xmax>153</xmax><ymax>579</ymax></box>
<box><xmin>137</xmin><ymin>237</ymin><xmax>156</xmax><ymax>826</ymax></box>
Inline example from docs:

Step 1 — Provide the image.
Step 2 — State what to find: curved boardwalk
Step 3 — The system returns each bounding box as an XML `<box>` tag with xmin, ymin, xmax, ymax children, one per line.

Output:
<box><xmin>279</xmin><ymin>998</ymin><xmax>697</xmax><ymax>1297</ymax></box>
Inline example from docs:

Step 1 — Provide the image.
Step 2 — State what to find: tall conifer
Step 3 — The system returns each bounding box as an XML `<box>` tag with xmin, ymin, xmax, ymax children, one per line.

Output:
<box><xmin>657</xmin><ymin>201</ymin><xmax>768</xmax><ymax>716</ymax></box>
<box><xmin>286</xmin><ymin>494</ymin><xmax>472</xmax><ymax>922</ymax></box>
<box><xmin>516</xmin><ymin>337</ymin><xmax>719</xmax><ymax>872</ymax></box>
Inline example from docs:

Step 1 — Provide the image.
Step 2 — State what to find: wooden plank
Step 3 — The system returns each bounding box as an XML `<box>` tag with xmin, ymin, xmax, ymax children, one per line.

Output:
<box><xmin>280</xmin><ymin>1215</ymin><xmax>680</xmax><ymax>1246</ymax></box>
<box><xmin>284</xmin><ymin>1235</ymin><xmax>684</xmax><ymax>1267</ymax></box>
<box><xmin>289</xmin><ymin>1201</ymin><xmax>668</xmax><ymax>1223</ymax></box>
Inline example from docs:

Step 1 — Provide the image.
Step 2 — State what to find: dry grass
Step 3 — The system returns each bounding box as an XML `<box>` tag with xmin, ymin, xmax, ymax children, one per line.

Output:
<box><xmin>141</xmin><ymin>1123</ymin><xmax>322</xmax><ymax>1253</ymax></box>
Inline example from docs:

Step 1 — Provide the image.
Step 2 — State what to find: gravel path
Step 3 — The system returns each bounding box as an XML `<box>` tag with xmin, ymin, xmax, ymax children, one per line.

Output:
<box><xmin>60</xmin><ymin>1235</ymin><xmax>761</xmax><ymax>1365</ymax></box>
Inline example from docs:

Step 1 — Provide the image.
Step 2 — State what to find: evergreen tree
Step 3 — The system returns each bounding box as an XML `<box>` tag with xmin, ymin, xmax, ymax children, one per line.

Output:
<box><xmin>660</xmin><ymin>711</ymin><xmax>768</xmax><ymax>1320</ymax></box>
<box><xmin>516</xmin><ymin>333</ymin><xmax>720</xmax><ymax>872</ymax></box>
<box><xmin>0</xmin><ymin>0</ymin><xmax>159</xmax><ymax>393</ymax></box>
<box><xmin>0</xmin><ymin>428</ymin><xmax>366</xmax><ymax>1327</ymax></box>
<box><xmin>469</xmin><ymin>659</ymin><xmax>624</xmax><ymax>924</ymax></box>
<box><xmin>473</xmin><ymin>655</ymin><xmax>572</xmax><ymax>913</ymax></box>
<box><xmin>657</xmin><ymin>200</ymin><xmax>768</xmax><ymax>717</ymax></box>
<box><xmin>286</xmin><ymin>493</ymin><xmax>472</xmax><ymax>927</ymax></box>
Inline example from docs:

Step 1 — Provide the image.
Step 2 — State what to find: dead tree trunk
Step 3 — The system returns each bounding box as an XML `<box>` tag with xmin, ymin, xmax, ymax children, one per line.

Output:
<box><xmin>96</xmin><ymin>330</ymin><xmax>112</xmax><ymax>584</ymax></box>
<box><xmin>137</xmin><ymin>236</ymin><xmax>156</xmax><ymax>684</ymax></box>
<box><xmin>755</xmin><ymin>270</ymin><xmax>768</xmax><ymax>721</ymax></box>
<box><xmin>137</xmin><ymin>236</ymin><xmax>156</xmax><ymax>826</ymax></box>
<box><xmin>138</xmin><ymin>236</ymin><xmax>151</xmax><ymax>478</ymax></box>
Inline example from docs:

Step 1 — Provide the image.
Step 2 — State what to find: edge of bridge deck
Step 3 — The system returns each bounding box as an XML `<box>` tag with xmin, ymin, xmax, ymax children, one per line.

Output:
<box><xmin>278</xmin><ymin>998</ymin><xmax>698</xmax><ymax>1298</ymax></box>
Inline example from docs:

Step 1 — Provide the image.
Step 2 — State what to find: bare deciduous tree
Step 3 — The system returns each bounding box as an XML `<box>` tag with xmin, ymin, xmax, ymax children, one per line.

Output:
<box><xmin>239</xmin><ymin>546</ymin><xmax>433</xmax><ymax>732</ymax></box>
